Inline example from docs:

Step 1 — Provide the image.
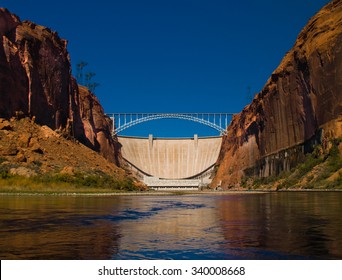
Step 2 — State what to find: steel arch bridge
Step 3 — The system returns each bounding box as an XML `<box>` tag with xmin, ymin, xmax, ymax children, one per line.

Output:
<box><xmin>106</xmin><ymin>113</ymin><xmax>234</xmax><ymax>135</ymax></box>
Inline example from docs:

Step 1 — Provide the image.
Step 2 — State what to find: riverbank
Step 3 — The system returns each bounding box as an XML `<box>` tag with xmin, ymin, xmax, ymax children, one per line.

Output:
<box><xmin>1</xmin><ymin>188</ymin><xmax>342</xmax><ymax>197</ymax></box>
<box><xmin>1</xmin><ymin>135</ymin><xmax>340</xmax><ymax>195</ymax></box>
<box><xmin>237</xmin><ymin>138</ymin><xmax>342</xmax><ymax>191</ymax></box>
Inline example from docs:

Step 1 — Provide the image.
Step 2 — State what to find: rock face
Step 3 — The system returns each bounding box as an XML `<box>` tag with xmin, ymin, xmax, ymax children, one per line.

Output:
<box><xmin>75</xmin><ymin>85</ymin><xmax>119</xmax><ymax>164</ymax></box>
<box><xmin>0</xmin><ymin>8</ymin><xmax>118</xmax><ymax>163</ymax></box>
<box><xmin>212</xmin><ymin>0</ymin><xmax>342</xmax><ymax>188</ymax></box>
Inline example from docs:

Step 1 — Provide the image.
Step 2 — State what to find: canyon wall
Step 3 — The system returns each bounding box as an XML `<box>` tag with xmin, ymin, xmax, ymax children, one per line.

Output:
<box><xmin>0</xmin><ymin>8</ymin><xmax>118</xmax><ymax>163</ymax></box>
<box><xmin>212</xmin><ymin>0</ymin><xmax>342</xmax><ymax>188</ymax></box>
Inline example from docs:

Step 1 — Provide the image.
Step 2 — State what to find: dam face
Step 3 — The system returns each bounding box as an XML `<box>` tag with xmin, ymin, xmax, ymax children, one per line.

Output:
<box><xmin>118</xmin><ymin>135</ymin><xmax>222</xmax><ymax>180</ymax></box>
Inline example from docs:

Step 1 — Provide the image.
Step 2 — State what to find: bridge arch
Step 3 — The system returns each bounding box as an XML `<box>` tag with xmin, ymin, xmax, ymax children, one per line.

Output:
<box><xmin>107</xmin><ymin>113</ymin><xmax>234</xmax><ymax>135</ymax></box>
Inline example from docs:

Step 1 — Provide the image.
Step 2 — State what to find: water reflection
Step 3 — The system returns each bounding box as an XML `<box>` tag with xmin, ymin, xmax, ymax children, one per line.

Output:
<box><xmin>0</xmin><ymin>192</ymin><xmax>341</xmax><ymax>259</ymax></box>
<box><xmin>0</xmin><ymin>196</ymin><xmax>123</xmax><ymax>259</ymax></box>
<box><xmin>114</xmin><ymin>197</ymin><xmax>223</xmax><ymax>259</ymax></box>
<box><xmin>217</xmin><ymin>193</ymin><xmax>342</xmax><ymax>259</ymax></box>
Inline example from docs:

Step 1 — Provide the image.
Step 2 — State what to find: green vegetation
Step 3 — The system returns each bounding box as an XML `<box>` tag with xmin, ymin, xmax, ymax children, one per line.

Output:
<box><xmin>76</xmin><ymin>61</ymin><xmax>100</xmax><ymax>92</ymax></box>
<box><xmin>0</xmin><ymin>169</ymin><xmax>138</xmax><ymax>194</ymax></box>
<box><xmin>241</xmin><ymin>138</ymin><xmax>342</xmax><ymax>190</ymax></box>
<box><xmin>279</xmin><ymin>139</ymin><xmax>342</xmax><ymax>189</ymax></box>
<box><xmin>0</xmin><ymin>162</ymin><xmax>13</xmax><ymax>179</ymax></box>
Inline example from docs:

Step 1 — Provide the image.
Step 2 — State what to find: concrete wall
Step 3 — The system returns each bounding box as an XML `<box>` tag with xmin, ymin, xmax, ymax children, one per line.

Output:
<box><xmin>118</xmin><ymin>135</ymin><xmax>222</xmax><ymax>179</ymax></box>
<box><xmin>144</xmin><ymin>176</ymin><xmax>200</xmax><ymax>189</ymax></box>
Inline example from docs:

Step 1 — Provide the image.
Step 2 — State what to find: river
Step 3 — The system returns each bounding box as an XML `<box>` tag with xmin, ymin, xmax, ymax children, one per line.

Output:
<box><xmin>0</xmin><ymin>192</ymin><xmax>341</xmax><ymax>259</ymax></box>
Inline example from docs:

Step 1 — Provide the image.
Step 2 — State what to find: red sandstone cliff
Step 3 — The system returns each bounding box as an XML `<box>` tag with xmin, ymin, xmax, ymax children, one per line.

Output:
<box><xmin>212</xmin><ymin>0</ymin><xmax>342</xmax><ymax>188</ymax></box>
<box><xmin>0</xmin><ymin>8</ymin><xmax>118</xmax><ymax>163</ymax></box>
<box><xmin>75</xmin><ymin>85</ymin><xmax>120</xmax><ymax>164</ymax></box>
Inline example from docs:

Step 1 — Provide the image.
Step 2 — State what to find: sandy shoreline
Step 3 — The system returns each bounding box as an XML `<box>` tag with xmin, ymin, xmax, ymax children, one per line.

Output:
<box><xmin>0</xmin><ymin>190</ymin><xmax>267</xmax><ymax>196</ymax></box>
<box><xmin>0</xmin><ymin>189</ymin><xmax>341</xmax><ymax>196</ymax></box>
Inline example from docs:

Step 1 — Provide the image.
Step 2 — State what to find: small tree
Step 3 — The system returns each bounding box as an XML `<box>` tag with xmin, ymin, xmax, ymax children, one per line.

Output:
<box><xmin>85</xmin><ymin>72</ymin><xmax>96</xmax><ymax>87</ymax></box>
<box><xmin>88</xmin><ymin>82</ymin><xmax>100</xmax><ymax>92</ymax></box>
<box><xmin>76</xmin><ymin>61</ymin><xmax>88</xmax><ymax>85</ymax></box>
<box><xmin>75</xmin><ymin>61</ymin><xmax>100</xmax><ymax>93</ymax></box>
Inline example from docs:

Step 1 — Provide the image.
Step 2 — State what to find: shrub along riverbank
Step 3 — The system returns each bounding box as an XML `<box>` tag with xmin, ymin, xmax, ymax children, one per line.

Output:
<box><xmin>241</xmin><ymin>138</ymin><xmax>342</xmax><ymax>190</ymax></box>
<box><xmin>0</xmin><ymin>170</ymin><xmax>140</xmax><ymax>193</ymax></box>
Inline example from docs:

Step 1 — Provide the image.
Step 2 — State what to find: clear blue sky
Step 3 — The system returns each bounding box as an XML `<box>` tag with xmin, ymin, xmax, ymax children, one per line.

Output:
<box><xmin>2</xmin><ymin>0</ymin><xmax>330</xmax><ymax>137</ymax></box>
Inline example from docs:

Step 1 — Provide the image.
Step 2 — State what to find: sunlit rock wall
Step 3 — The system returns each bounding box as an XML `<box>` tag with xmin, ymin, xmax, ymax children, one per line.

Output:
<box><xmin>0</xmin><ymin>8</ymin><xmax>118</xmax><ymax>163</ymax></box>
<box><xmin>212</xmin><ymin>0</ymin><xmax>342</xmax><ymax>187</ymax></box>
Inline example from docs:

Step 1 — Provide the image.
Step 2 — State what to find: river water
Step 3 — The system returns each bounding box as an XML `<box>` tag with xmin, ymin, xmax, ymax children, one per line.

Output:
<box><xmin>0</xmin><ymin>192</ymin><xmax>341</xmax><ymax>259</ymax></box>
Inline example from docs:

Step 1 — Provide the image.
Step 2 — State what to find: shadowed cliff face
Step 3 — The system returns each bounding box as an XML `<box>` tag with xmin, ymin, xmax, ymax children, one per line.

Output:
<box><xmin>0</xmin><ymin>8</ymin><xmax>118</xmax><ymax>163</ymax></box>
<box><xmin>213</xmin><ymin>0</ymin><xmax>342</xmax><ymax>188</ymax></box>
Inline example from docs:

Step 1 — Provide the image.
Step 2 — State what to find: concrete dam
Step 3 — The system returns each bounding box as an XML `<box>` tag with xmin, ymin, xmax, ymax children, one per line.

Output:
<box><xmin>118</xmin><ymin>135</ymin><xmax>222</xmax><ymax>188</ymax></box>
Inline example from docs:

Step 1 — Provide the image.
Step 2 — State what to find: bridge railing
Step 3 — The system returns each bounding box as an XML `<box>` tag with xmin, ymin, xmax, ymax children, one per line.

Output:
<box><xmin>106</xmin><ymin>113</ymin><xmax>234</xmax><ymax>136</ymax></box>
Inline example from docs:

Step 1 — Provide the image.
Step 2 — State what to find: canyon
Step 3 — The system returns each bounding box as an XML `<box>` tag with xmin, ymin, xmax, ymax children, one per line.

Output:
<box><xmin>0</xmin><ymin>1</ymin><xmax>341</xmax><ymax>191</ymax></box>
